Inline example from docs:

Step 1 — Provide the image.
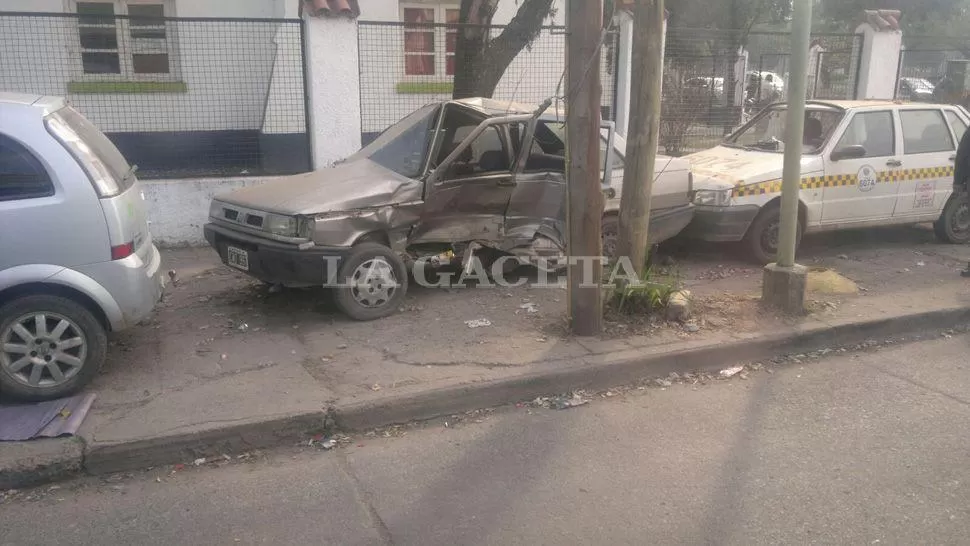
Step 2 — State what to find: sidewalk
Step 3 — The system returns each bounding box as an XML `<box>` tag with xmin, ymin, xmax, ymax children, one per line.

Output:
<box><xmin>5</xmin><ymin>224</ymin><xmax>970</xmax><ymax>486</ymax></box>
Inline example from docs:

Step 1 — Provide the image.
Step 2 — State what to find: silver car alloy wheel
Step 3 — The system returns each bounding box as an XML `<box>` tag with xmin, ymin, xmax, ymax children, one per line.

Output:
<box><xmin>0</xmin><ymin>312</ymin><xmax>87</xmax><ymax>388</ymax></box>
<box><xmin>350</xmin><ymin>258</ymin><xmax>398</xmax><ymax>308</ymax></box>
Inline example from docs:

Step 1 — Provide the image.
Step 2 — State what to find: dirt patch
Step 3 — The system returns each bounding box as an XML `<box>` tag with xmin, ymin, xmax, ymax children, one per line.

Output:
<box><xmin>807</xmin><ymin>268</ymin><xmax>859</xmax><ymax>295</ymax></box>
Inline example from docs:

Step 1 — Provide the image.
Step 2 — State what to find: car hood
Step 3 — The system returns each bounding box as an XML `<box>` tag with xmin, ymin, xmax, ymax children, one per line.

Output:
<box><xmin>213</xmin><ymin>159</ymin><xmax>423</xmax><ymax>215</ymax></box>
<box><xmin>685</xmin><ymin>145</ymin><xmax>824</xmax><ymax>190</ymax></box>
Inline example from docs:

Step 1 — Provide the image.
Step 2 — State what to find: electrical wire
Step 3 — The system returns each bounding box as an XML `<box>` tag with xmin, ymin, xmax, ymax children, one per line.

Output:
<box><xmin>551</xmin><ymin>1</ymin><xmax>617</xmax><ymax>122</ymax></box>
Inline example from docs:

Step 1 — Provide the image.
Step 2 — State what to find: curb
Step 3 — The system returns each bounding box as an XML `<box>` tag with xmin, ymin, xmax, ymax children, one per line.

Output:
<box><xmin>3</xmin><ymin>305</ymin><xmax>969</xmax><ymax>489</ymax></box>
<box><xmin>335</xmin><ymin>306</ymin><xmax>970</xmax><ymax>430</ymax></box>
<box><xmin>0</xmin><ymin>437</ymin><xmax>84</xmax><ymax>490</ymax></box>
<box><xmin>82</xmin><ymin>411</ymin><xmax>330</xmax><ymax>475</ymax></box>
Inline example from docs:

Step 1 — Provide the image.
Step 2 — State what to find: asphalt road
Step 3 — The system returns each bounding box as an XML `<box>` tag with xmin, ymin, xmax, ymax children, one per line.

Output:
<box><xmin>4</xmin><ymin>333</ymin><xmax>970</xmax><ymax>545</ymax></box>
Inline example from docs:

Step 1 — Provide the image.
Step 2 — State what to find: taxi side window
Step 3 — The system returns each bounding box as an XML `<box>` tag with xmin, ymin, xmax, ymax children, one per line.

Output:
<box><xmin>945</xmin><ymin>111</ymin><xmax>968</xmax><ymax>143</ymax></box>
<box><xmin>900</xmin><ymin>110</ymin><xmax>954</xmax><ymax>154</ymax></box>
<box><xmin>834</xmin><ymin>111</ymin><xmax>894</xmax><ymax>157</ymax></box>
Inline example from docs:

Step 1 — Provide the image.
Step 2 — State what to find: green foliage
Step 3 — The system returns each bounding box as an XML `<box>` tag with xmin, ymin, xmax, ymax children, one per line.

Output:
<box><xmin>609</xmin><ymin>267</ymin><xmax>681</xmax><ymax>315</ymax></box>
<box><xmin>668</xmin><ymin>0</ymin><xmax>791</xmax><ymax>34</ymax></box>
<box><xmin>813</xmin><ymin>0</ymin><xmax>967</xmax><ymax>33</ymax></box>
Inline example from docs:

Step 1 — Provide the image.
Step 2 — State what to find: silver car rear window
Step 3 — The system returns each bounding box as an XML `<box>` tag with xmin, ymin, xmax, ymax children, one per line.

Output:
<box><xmin>50</xmin><ymin>106</ymin><xmax>133</xmax><ymax>193</ymax></box>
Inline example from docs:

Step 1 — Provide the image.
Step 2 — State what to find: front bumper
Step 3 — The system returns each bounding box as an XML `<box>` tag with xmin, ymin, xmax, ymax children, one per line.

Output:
<box><xmin>204</xmin><ymin>223</ymin><xmax>349</xmax><ymax>286</ymax></box>
<box><xmin>648</xmin><ymin>203</ymin><xmax>696</xmax><ymax>245</ymax></box>
<box><xmin>682</xmin><ymin>204</ymin><xmax>761</xmax><ymax>242</ymax></box>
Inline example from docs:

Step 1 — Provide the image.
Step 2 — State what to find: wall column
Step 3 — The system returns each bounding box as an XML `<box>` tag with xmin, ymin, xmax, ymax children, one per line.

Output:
<box><xmin>853</xmin><ymin>9</ymin><xmax>903</xmax><ymax>100</ymax></box>
<box><xmin>302</xmin><ymin>10</ymin><xmax>362</xmax><ymax>169</ymax></box>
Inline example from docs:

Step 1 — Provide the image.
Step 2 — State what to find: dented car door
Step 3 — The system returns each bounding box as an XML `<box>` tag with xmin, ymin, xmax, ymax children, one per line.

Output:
<box><xmin>409</xmin><ymin>104</ymin><xmax>531</xmax><ymax>244</ymax></box>
<box><xmin>505</xmin><ymin>119</ymin><xmax>615</xmax><ymax>248</ymax></box>
<box><xmin>505</xmin><ymin>119</ymin><xmax>567</xmax><ymax>247</ymax></box>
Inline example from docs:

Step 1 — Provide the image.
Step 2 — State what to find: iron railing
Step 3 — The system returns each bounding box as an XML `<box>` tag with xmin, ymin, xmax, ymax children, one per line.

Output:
<box><xmin>0</xmin><ymin>11</ymin><xmax>311</xmax><ymax>179</ymax></box>
<box><xmin>358</xmin><ymin>21</ymin><xmax>619</xmax><ymax>146</ymax></box>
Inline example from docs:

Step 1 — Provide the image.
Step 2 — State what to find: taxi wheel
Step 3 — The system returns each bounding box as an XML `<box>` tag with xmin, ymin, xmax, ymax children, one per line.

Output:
<box><xmin>333</xmin><ymin>243</ymin><xmax>409</xmax><ymax>321</ymax></box>
<box><xmin>934</xmin><ymin>193</ymin><xmax>970</xmax><ymax>244</ymax></box>
<box><xmin>743</xmin><ymin>204</ymin><xmax>802</xmax><ymax>265</ymax></box>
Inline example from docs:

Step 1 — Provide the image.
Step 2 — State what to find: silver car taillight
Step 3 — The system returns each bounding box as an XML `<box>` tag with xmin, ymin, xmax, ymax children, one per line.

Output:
<box><xmin>45</xmin><ymin>115</ymin><xmax>122</xmax><ymax>198</ymax></box>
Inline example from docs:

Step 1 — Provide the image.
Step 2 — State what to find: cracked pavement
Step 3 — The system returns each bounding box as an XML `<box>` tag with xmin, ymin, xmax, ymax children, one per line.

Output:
<box><xmin>69</xmin><ymin>224</ymin><xmax>970</xmax><ymax>447</ymax></box>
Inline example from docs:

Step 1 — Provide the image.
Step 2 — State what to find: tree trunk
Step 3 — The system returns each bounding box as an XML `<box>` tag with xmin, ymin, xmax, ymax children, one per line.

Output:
<box><xmin>616</xmin><ymin>0</ymin><xmax>665</xmax><ymax>277</ymax></box>
<box><xmin>452</xmin><ymin>0</ymin><xmax>555</xmax><ymax>99</ymax></box>
<box><xmin>453</xmin><ymin>0</ymin><xmax>497</xmax><ymax>99</ymax></box>
<box><xmin>566</xmin><ymin>0</ymin><xmax>604</xmax><ymax>336</ymax></box>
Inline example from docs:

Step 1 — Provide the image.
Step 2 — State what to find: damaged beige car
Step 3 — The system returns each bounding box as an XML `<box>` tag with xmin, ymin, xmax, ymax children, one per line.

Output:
<box><xmin>204</xmin><ymin>98</ymin><xmax>694</xmax><ymax>320</ymax></box>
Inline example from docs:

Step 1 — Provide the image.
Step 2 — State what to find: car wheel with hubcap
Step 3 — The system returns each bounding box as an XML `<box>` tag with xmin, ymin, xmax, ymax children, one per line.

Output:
<box><xmin>743</xmin><ymin>204</ymin><xmax>802</xmax><ymax>265</ymax></box>
<box><xmin>333</xmin><ymin>243</ymin><xmax>409</xmax><ymax>321</ymax></box>
<box><xmin>602</xmin><ymin>215</ymin><xmax>619</xmax><ymax>261</ymax></box>
<box><xmin>934</xmin><ymin>192</ymin><xmax>970</xmax><ymax>244</ymax></box>
<box><xmin>0</xmin><ymin>295</ymin><xmax>106</xmax><ymax>401</ymax></box>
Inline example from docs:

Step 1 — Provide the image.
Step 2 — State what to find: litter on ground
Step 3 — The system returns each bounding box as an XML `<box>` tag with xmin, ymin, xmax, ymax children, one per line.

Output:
<box><xmin>465</xmin><ymin>318</ymin><xmax>492</xmax><ymax>328</ymax></box>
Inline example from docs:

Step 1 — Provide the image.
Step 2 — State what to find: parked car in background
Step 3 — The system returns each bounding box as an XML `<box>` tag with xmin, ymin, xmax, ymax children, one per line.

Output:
<box><xmin>746</xmin><ymin>71</ymin><xmax>786</xmax><ymax>105</ymax></box>
<box><xmin>685</xmin><ymin>76</ymin><xmax>726</xmax><ymax>101</ymax></box>
<box><xmin>684</xmin><ymin>100</ymin><xmax>970</xmax><ymax>263</ymax></box>
<box><xmin>898</xmin><ymin>77</ymin><xmax>936</xmax><ymax>102</ymax></box>
<box><xmin>0</xmin><ymin>93</ymin><xmax>164</xmax><ymax>401</ymax></box>
<box><xmin>204</xmin><ymin>98</ymin><xmax>694</xmax><ymax>321</ymax></box>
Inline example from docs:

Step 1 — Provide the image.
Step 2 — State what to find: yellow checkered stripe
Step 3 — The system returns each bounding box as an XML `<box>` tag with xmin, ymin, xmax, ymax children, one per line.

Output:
<box><xmin>733</xmin><ymin>166</ymin><xmax>955</xmax><ymax>198</ymax></box>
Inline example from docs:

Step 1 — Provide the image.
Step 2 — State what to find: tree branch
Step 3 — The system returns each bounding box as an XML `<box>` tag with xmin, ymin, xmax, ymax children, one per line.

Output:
<box><xmin>483</xmin><ymin>0</ymin><xmax>555</xmax><ymax>74</ymax></box>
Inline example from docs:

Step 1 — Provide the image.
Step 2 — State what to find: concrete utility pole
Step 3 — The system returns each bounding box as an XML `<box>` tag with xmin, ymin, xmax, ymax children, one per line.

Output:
<box><xmin>566</xmin><ymin>0</ymin><xmax>604</xmax><ymax>336</ymax></box>
<box><xmin>762</xmin><ymin>0</ymin><xmax>813</xmax><ymax>313</ymax></box>
<box><xmin>616</xmin><ymin>0</ymin><xmax>664</xmax><ymax>277</ymax></box>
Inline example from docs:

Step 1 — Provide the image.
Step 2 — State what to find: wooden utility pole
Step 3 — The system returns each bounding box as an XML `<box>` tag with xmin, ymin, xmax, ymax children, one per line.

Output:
<box><xmin>616</xmin><ymin>0</ymin><xmax>664</xmax><ymax>277</ymax></box>
<box><xmin>566</xmin><ymin>0</ymin><xmax>603</xmax><ymax>336</ymax></box>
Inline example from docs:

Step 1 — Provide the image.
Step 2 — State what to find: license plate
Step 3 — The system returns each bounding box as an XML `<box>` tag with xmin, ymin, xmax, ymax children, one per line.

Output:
<box><xmin>226</xmin><ymin>246</ymin><xmax>249</xmax><ymax>271</ymax></box>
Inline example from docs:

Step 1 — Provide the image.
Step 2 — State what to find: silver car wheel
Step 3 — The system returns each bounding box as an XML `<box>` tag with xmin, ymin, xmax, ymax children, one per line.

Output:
<box><xmin>350</xmin><ymin>258</ymin><xmax>398</xmax><ymax>308</ymax></box>
<box><xmin>1</xmin><ymin>312</ymin><xmax>87</xmax><ymax>388</ymax></box>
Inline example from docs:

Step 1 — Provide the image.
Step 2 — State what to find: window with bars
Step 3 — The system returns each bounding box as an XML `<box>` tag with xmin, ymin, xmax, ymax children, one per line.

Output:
<box><xmin>401</xmin><ymin>4</ymin><xmax>459</xmax><ymax>77</ymax></box>
<box><xmin>74</xmin><ymin>0</ymin><xmax>177</xmax><ymax>79</ymax></box>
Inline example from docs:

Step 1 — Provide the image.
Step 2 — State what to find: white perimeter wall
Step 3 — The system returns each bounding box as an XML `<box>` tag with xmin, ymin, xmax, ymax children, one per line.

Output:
<box><xmin>0</xmin><ymin>0</ymin><xmax>285</xmax><ymax>133</ymax></box>
<box><xmin>141</xmin><ymin>176</ymin><xmax>271</xmax><ymax>246</ymax></box>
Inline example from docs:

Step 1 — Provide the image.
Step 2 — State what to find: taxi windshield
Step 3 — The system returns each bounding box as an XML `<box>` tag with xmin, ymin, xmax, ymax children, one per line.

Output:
<box><xmin>725</xmin><ymin>105</ymin><xmax>844</xmax><ymax>154</ymax></box>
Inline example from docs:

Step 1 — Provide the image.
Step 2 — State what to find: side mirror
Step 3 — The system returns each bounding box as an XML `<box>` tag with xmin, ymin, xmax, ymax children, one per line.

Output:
<box><xmin>830</xmin><ymin>145</ymin><xmax>866</xmax><ymax>161</ymax></box>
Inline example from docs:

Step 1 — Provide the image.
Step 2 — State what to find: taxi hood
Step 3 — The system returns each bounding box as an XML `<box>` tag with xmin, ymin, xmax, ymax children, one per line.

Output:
<box><xmin>685</xmin><ymin>145</ymin><xmax>824</xmax><ymax>190</ymax></box>
<box><xmin>212</xmin><ymin>159</ymin><xmax>423</xmax><ymax>216</ymax></box>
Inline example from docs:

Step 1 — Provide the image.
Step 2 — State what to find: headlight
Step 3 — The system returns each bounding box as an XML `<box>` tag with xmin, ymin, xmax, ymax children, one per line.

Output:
<box><xmin>693</xmin><ymin>188</ymin><xmax>733</xmax><ymax>206</ymax></box>
<box><xmin>208</xmin><ymin>200</ymin><xmax>224</xmax><ymax>220</ymax></box>
<box><xmin>264</xmin><ymin>213</ymin><xmax>299</xmax><ymax>237</ymax></box>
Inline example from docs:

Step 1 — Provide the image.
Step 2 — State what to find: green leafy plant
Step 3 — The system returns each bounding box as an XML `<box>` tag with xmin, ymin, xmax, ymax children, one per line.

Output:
<box><xmin>609</xmin><ymin>266</ymin><xmax>682</xmax><ymax>315</ymax></box>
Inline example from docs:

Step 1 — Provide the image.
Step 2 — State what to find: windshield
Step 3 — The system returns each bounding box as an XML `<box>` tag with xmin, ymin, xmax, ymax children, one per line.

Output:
<box><xmin>725</xmin><ymin>105</ymin><xmax>844</xmax><ymax>153</ymax></box>
<box><xmin>347</xmin><ymin>104</ymin><xmax>439</xmax><ymax>178</ymax></box>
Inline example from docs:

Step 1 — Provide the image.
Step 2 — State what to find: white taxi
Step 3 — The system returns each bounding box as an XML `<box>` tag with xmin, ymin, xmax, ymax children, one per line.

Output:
<box><xmin>683</xmin><ymin>100</ymin><xmax>970</xmax><ymax>263</ymax></box>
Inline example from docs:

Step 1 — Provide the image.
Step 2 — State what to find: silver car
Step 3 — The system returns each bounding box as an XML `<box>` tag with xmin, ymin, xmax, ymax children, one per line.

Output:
<box><xmin>205</xmin><ymin>98</ymin><xmax>693</xmax><ymax>321</ymax></box>
<box><xmin>0</xmin><ymin>93</ymin><xmax>164</xmax><ymax>401</ymax></box>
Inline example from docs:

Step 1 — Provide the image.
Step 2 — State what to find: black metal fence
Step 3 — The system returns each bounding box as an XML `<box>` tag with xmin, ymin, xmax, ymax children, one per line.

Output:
<box><xmin>358</xmin><ymin>21</ymin><xmax>619</xmax><ymax>146</ymax></box>
<box><xmin>0</xmin><ymin>12</ymin><xmax>310</xmax><ymax>179</ymax></box>
<box><xmin>662</xmin><ymin>29</ymin><xmax>863</xmax><ymax>156</ymax></box>
<box><xmin>895</xmin><ymin>36</ymin><xmax>970</xmax><ymax>106</ymax></box>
